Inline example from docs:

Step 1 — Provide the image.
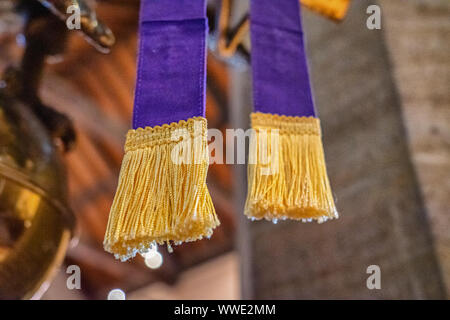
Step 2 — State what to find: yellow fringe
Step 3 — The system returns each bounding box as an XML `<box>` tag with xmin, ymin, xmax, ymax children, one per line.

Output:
<box><xmin>245</xmin><ymin>112</ymin><xmax>338</xmax><ymax>223</ymax></box>
<box><xmin>104</xmin><ymin>117</ymin><xmax>219</xmax><ymax>261</ymax></box>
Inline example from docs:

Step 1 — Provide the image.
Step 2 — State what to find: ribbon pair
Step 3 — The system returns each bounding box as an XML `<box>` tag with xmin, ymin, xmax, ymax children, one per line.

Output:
<box><xmin>104</xmin><ymin>0</ymin><xmax>337</xmax><ymax>261</ymax></box>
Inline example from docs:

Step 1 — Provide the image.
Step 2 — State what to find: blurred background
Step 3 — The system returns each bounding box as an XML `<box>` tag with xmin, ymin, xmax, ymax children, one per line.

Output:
<box><xmin>0</xmin><ymin>0</ymin><xmax>448</xmax><ymax>299</ymax></box>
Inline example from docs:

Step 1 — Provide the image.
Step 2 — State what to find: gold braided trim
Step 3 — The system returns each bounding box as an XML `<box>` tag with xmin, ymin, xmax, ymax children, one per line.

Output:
<box><xmin>245</xmin><ymin>112</ymin><xmax>338</xmax><ymax>223</ymax></box>
<box><xmin>251</xmin><ymin>112</ymin><xmax>321</xmax><ymax>136</ymax></box>
<box><xmin>104</xmin><ymin>116</ymin><xmax>219</xmax><ymax>261</ymax></box>
<box><xmin>301</xmin><ymin>0</ymin><xmax>351</xmax><ymax>21</ymax></box>
<box><xmin>125</xmin><ymin>117</ymin><xmax>207</xmax><ymax>151</ymax></box>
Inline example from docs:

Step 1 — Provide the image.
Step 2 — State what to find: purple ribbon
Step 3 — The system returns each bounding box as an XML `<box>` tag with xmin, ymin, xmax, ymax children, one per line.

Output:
<box><xmin>250</xmin><ymin>0</ymin><xmax>316</xmax><ymax>117</ymax></box>
<box><xmin>133</xmin><ymin>0</ymin><xmax>208</xmax><ymax>129</ymax></box>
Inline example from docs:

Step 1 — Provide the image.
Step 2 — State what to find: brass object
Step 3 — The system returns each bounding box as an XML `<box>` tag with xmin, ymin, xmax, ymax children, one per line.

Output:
<box><xmin>36</xmin><ymin>0</ymin><xmax>115</xmax><ymax>52</ymax></box>
<box><xmin>212</xmin><ymin>0</ymin><xmax>351</xmax><ymax>61</ymax></box>
<box><xmin>0</xmin><ymin>0</ymin><xmax>110</xmax><ymax>299</ymax></box>
<box><xmin>0</xmin><ymin>94</ymin><xmax>75</xmax><ymax>300</ymax></box>
<box><xmin>216</xmin><ymin>0</ymin><xmax>249</xmax><ymax>59</ymax></box>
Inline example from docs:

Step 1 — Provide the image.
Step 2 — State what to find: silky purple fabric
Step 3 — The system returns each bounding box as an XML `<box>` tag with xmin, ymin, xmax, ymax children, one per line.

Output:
<box><xmin>250</xmin><ymin>0</ymin><xmax>316</xmax><ymax>117</ymax></box>
<box><xmin>133</xmin><ymin>0</ymin><xmax>207</xmax><ymax>129</ymax></box>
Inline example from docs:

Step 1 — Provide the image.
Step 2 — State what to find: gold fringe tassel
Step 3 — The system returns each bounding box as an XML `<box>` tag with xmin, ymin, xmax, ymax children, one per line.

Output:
<box><xmin>245</xmin><ymin>112</ymin><xmax>338</xmax><ymax>223</ymax></box>
<box><xmin>104</xmin><ymin>117</ymin><xmax>219</xmax><ymax>261</ymax></box>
